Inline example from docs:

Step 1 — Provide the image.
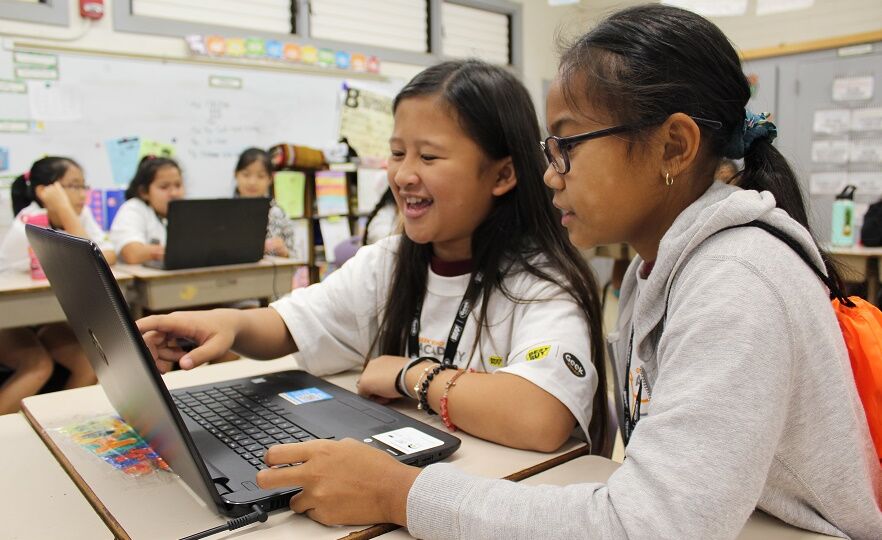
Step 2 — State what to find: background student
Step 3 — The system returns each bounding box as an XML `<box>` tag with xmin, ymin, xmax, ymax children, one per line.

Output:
<box><xmin>138</xmin><ymin>59</ymin><xmax>609</xmax><ymax>454</ymax></box>
<box><xmin>234</xmin><ymin>147</ymin><xmax>296</xmax><ymax>258</ymax></box>
<box><xmin>245</xmin><ymin>6</ymin><xmax>882</xmax><ymax>539</ymax></box>
<box><xmin>110</xmin><ymin>156</ymin><xmax>184</xmax><ymax>264</ymax></box>
<box><xmin>0</xmin><ymin>157</ymin><xmax>110</xmax><ymax>413</ymax></box>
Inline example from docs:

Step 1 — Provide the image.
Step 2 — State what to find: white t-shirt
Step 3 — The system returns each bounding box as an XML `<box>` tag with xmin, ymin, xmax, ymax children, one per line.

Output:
<box><xmin>270</xmin><ymin>236</ymin><xmax>599</xmax><ymax>443</ymax></box>
<box><xmin>109</xmin><ymin>198</ymin><xmax>167</xmax><ymax>254</ymax></box>
<box><xmin>0</xmin><ymin>201</ymin><xmax>112</xmax><ymax>272</ymax></box>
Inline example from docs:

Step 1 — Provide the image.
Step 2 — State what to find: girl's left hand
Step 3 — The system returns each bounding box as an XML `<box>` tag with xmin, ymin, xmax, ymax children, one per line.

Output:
<box><xmin>257</xmin><ymin>439</ymin><xmax>420</xmax><ymax>526</ymax></box>
<box><xmin>357</xmin><ymin>355</ymin><xmax>409</xmax><ymax>401</ymax></box>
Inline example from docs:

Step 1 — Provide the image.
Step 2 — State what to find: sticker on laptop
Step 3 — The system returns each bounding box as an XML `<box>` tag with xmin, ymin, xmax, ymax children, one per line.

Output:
<box><xmin>278</xmin><ymin>387</ymin><xmax>333</xmax><ymax>405</ymax></box>
<box><xmin>373</xmin><ymin>427</ymin><xmax>444</xmax><ymax>455</ymax></box>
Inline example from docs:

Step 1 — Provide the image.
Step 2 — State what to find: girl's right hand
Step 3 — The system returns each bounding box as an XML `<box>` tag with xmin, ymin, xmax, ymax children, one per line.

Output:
<box><xmin>38</xmin><ymin>183</ymin><xmax>75</xmax><ymax>214</ymax></box>
<box><xmin>147</xmin><ymin>244</ymin><xmax>165</xmax><ymax>261</ymax></box>
<box><xmin>137</xmin><ymin>310</ymin><xmax>240</xmax><ymax>370</ymax></box>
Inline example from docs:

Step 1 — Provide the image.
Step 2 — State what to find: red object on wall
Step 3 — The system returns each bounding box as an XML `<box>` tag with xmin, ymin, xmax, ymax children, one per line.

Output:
<box><xmin>79</xmin><ymin>0</ymin><xmax>104</xmax><ymax>20</ymax></box>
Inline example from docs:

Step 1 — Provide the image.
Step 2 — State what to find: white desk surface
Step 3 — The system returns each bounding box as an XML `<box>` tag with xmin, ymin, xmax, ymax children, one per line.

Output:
<box><xmin>0</xmin><ymin>413</ymin><xmax>112</xmax><ymax>540</ymax></box>
<box><xmin>116</xmin><ymin>257</ymin><xmax>300</xmax><ymax>281</ymax></box>
<box><xmin>381</xmin><ymin>455</ymin><xmax>836</xmax><ymax>539</ymax></box>
<box><xmin>826</xmin><ymin>245</ymin><xmax>882</xmax><ymax>257</ymax></box>
<box><xmin>20</xmin><ymin>357</ymin><xmax>589</xmax><ymax>540</ymax></box>
<box><xmin>0</xmin><ymin>267</ymin><xmax>134</xmax><ymax>294</ymax></box>
<box><xmin>0</xmin><ymin>268</ymin><xmax>134</xmax><ymax>329</ymax></box>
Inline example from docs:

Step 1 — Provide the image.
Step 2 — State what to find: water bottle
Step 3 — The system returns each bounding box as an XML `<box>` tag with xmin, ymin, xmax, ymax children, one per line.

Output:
<box><xmin>831</xmin><ymin>184</ymin><xmax>857</xmax><ymax>247</ymax></box>
<box><xmin>25</xmin><ymin>212</ymin><xmax>50</xmax><ymax>280</ymax></box>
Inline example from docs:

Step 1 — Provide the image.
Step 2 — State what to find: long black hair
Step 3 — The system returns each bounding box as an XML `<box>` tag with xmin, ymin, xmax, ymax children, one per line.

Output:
<box><xmin>372</xmin><ymin>59</ymin><xmax>608</xmax><ymax>449</ymax></box>
<box><xmin>234</xmin><ymin>147</ymin><xmax>274</xmax><ymax>196</ymax></box>
<box><xmin>10</xmin><ymin>156</ymin><xmax>80</xmax><ymax>216</ymax></box>
<box><xmin>559</xmin><ymin>3</ymin><xmax>843</xmax><ymax>285</ymax></box>
<box><xmin>125</xmin><ymin>156</ymin><xmax>181</xmax><ymax>200</ymax></box>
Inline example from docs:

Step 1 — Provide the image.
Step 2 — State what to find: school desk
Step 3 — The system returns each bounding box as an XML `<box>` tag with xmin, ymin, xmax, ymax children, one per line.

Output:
<box><xmin>0</xmin><ymin>412</ymin><xmax>112</xmax><ymax>539</ymax></box>
<box><xmin>379</xmin><ymin>454</ymin><xmax>836</xmax><ymax>539</ymax></box>
<box><xmin>0</xmin><ymin>268</ymin><xmax>134</xmax><ymax>330</ymax></box>
<box><xmin>20</xmin><ymin>356</ymin><xmax>590</xmax><ymax>540</ymax></box>
<box><xmin>118</xmin><ymin>257</ymin><xmax>300</xmax><ymax>317</ymax></box>
<box><xmin>827</xmin><ymin>245</ymin><xmax>882</xmax><ymax>304</ymax></box>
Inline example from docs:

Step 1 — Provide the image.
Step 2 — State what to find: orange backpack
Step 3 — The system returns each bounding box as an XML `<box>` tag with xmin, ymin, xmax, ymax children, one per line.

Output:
<box><xmin>733</xmin><ymin>221</ymin><xmax>882</xmax><ymax>464</ymax></box>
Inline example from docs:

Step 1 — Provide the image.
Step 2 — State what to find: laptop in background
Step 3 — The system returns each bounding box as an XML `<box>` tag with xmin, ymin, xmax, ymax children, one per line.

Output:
<box><xmin>27</xmin><ymin>225</ymin><xmax>461</xmax><ymax>517</ymax></box>
<box><xmin>146</xmin><ymin>198</ymin><xmax>270</xmax><ymax>270</ymax></box>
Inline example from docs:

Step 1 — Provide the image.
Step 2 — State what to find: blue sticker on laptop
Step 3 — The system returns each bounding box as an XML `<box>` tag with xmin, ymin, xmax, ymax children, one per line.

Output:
<box><xmin>279</xmin><ymin>387</ymin><xmax>333</xmax><ymax>405</ymax></box>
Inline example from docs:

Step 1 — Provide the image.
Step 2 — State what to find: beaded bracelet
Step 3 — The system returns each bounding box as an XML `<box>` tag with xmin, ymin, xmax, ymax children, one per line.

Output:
<box><xmin>417</xmin><ymin>364</ymin><xmax>452</xmax><ymax>415</ymax></box>
<box><xmin>440</xmin><ymin>368</ymin><xmax>474</xmax><ymax>431</ymax></box>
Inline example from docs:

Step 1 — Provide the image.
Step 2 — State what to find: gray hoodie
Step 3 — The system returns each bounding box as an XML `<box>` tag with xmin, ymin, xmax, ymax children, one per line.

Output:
<box><xmin>406</xmin><ymin>182</ymin><xmax>882</xmax><ymax>539</ymax></box>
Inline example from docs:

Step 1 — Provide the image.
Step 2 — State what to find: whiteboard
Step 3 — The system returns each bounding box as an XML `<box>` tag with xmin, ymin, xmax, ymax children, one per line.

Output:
<box><xmin>0</xmin><ymin>49</ymin><xmax>402</xmax><ymax>198</ymax></box>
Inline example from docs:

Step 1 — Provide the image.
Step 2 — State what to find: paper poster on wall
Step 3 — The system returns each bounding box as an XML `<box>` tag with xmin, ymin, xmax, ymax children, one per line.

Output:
<box><xmin>849</xmin><ymin>140</ymin><xmax>882</xmax><ymax>163</ymax></box>
<box><xmin>809</xmin><ymin>172</ymin><xmax>846</xmax><ymax>195</ymax></box>
<box><xmin>848</xmin><ymin>173</ymin><xmax>882</xmax><ymax>196</ymax></box>
<box><xmin>811</xmin><ymin>140</ymin><xmax>850</xmax><ymax>163</ymax></box>
<box><xmin>756</xmin><ymin>0</ymin><xmax>813</xmax><ymax>15</ymax></box>
<box><xmin>27</xmin><ymin>81</ymin><xmax>83</xmax><ymax>122</ymax></box>
<box><xmin>0</xmin><ymin>80</ymin><xmax>26</xmax><ymax>94</ymax></box>
<box><xmin>273</xmin><ymin>171</ymin><xmax>306</xmax><ymax>218</ymax></box>
<box><xmin>319</xmin><ymin>216</ymin><xmax>351</xmax><ymax>263</ymax></box>
<box><xmin>832</xmin><ymin>76</ymin><xmax>874</xmax><ymax>101</ymax></box>
<box><xmin>138</xmin><ymin>139</ymin><xmax>176</xmax><ymax>159</ymax></box>
<box><xmin>0</xmin><ymin>120</ymin><xmax>29</xmax><ymax>133</ymax></box>
<box><xmin>660</xmin><ymin>0</ymin><xmax>747</xmax><ymax>16</ymax></box>
<box><xmin>339</xmin><ymin>85</ymin><xmax>394</xmax><ymax>159</ymax></box>
<box><xmin>356</xmin><ymin>168</ymin><xmax>389</xmax><ymax>214</ymax></box>
<box><xmin>105</xmin><ymin>137</ymin><xmax>141</xmax><ymax>186</ymax></box>
<box><xmin>851</xmin><ymin>108</ymin><xmax>882</xmax><ymax>132</ymax></box>
<box><xmin>812</xmin><ymin>109</ymin><xmax>851</xmax><ymax>134</ymax></box>
<box><xmin>315</xmin><ymin>170</ymin><xmax>349</xmax><ymax>216</ymax></box>
<box><xmin>288</xmin><ymin>218</ymin><xmax>311</xmax><ymax>264</ymax></box>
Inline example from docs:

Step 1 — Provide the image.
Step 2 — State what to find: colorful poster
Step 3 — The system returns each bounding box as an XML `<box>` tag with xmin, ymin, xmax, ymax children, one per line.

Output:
<box><xmin>315</xmin><ymin>170</ymin><xmax>349</xmax><ymax>216</ymax></box>
<box><xmin>339</xmin><ymin>86</ymin><xmax>394</xmax><ymax>159</ymax></box>
<box><xmin>139</xmin><ymin>139</ymin><xmax>176</xmax><ymax>159</ymax></box>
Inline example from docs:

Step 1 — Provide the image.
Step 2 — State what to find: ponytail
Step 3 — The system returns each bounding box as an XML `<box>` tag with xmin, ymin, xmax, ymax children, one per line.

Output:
<box><xmin>10</xmin><ymin>174</ymin><xmax>30</xmax><ymax>216</ymax></box>
<box><xmin>739</xmin><ymin>138</ymin><xmax>808</xmax><ymax>229</ymax></box>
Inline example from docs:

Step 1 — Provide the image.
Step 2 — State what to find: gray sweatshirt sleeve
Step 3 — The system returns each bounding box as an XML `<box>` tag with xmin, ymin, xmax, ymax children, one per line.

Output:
<box><xmin>406</xmin><ymin>257</ymin><xmax>795</xmax><ymax>540</ymax></box>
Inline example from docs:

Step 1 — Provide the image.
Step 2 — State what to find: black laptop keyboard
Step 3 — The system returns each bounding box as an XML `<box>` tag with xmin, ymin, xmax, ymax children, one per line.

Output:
<box><xmin>172</xmin><ymin>384</ymin><xmax>316</xmax><ymax>471</ymax></box>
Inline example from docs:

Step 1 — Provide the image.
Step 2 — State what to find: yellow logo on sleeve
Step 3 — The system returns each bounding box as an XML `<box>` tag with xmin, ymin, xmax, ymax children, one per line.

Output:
<box><xmin>488</xmin><ymin>355</ymin><xmax>504</xmax><ymax>367</ymax></box>
<box><xmin>526</xmin><ymin>345</ymin><xmax>551</xmax><ymax>361</ymax></box>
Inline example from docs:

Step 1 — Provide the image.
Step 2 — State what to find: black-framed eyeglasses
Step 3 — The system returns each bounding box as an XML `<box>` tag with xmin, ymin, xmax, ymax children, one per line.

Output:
<box><xmin>541</xmin><ymin>116</ymin><xmax>723</xmax><ymax>175</ymax></box>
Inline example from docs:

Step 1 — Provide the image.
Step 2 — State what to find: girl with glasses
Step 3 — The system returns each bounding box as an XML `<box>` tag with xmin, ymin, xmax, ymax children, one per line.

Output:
<box><xmin>244</xmin><ymin>5</ymin><xmax>882</xmax><ymax>539</ymax></box>
<box><xmin>0</xmin><ymin>156</ymin><xmax>113</xmax><ymax>413</ymax></box>
<box><xmin>137</xmin><ymin>60</ymin><xmax>609</xmax><ymax>456</ymax></box>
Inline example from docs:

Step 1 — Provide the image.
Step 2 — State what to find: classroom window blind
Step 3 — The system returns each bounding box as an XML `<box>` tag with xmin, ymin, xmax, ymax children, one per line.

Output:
<box><xmin>131</xmin><ymin>0</ymin><xmax>292</xmax><ymax>34</ymax></box>
<box><xmin>441</xmin><ymin>2</ymin><xmax>510</xmax><ymax>66</ymax></box>
<box><xmin>308</xmin><ymin>0</ymin><xmax>429</xmax><ymax>53</ymax></box>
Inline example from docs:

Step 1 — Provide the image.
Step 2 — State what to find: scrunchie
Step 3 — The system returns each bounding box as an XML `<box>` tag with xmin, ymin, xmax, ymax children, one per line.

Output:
<box><xmin>723</xmin><ymin>110</ymin><xmax>777</xmax><ymax>159</ymax></box>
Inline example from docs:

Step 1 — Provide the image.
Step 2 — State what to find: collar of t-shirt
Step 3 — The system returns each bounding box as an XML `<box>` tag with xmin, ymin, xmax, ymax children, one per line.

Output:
<box><xmin>430</xmin><ymin>255</ymin><xmax>473</xmax><ymax>277</ymax></box>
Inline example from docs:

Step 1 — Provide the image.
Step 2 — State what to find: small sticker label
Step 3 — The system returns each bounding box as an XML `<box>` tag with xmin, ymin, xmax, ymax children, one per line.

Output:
<box><xmin>526</xmin><ymin>345</ymin><xmax>551</xmax><ymax>361</ymax></box>
<box><xmin>488</xmin><ymin>355</ymin><xmax>504</xmax><ymax>367</ymax></box>
<box><xmin>279</xmin><ymin>387</ymin><xmax>333</xmax><ymax>405</ymax></box>
<box><xmin>374</xmin><ymin>427</ymin><xmax>444</xmax><ymax>455</ymax></box>
<box><xmin>563</xmin><ymin>352</ymin><xmax>586</xmax><ymax>378</ymax></box>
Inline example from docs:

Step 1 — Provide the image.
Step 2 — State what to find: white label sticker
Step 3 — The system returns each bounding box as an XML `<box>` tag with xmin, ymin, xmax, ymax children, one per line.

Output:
<box><xmin>373</xmin><ymin>427</ymin><xmax>444</xmax><ymax>455</ymax></box>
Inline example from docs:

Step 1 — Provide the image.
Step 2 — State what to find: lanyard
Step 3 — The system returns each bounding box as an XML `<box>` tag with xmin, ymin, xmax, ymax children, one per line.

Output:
<box><xmin>621</xmin><ymin>324</ymin><xmax>645</xmax><ymax>446</ymax></box>
<box><xmin>407</xmin><ymin>271</ymin><xmax>483</xmax><ymax>366</ymax></box>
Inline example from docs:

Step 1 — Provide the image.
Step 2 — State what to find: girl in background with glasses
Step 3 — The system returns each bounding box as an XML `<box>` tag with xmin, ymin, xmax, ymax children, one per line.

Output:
<box><xmin>244</xmin><ymin>5</ymin><xmax>882</xmax><ymax>539</ymax></box>
<box><xmin>137</xmin><ymin>59</ymin><xmax>609</xmax><ymax>455</ymax></box>
<box><xmin>0</xmin><ymin>156</ymin><xmax>112</xmax><ymax>412</ymax></box>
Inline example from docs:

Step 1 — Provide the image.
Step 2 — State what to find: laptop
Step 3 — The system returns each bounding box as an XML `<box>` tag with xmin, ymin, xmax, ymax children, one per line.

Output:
<box><xmin>145</xmin><ymin>198</ymin><xmax>270</xmax><ymax>270</ymax></box>
<box><xmin>27</xmin><ymin>225</ymin><xmax>461</xmax><ymax>517</ymax></box>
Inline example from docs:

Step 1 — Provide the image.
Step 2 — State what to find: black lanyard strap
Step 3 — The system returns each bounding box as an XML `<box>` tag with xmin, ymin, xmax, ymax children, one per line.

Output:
<box><xmin>408</xmin><ymin>271</ymin><xmax>484</xmax><ymax>366</ymax></box>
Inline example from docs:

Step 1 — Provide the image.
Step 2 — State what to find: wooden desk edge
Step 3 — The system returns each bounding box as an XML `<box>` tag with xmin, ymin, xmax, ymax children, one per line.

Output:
<box><xmin>339</xmin><ymin>443</ymin><xmax>593</xmax><ymax>540</ymax></box>
<box><xmin>122</xmin><ymin>260</ymin><xmax>303</xmax><ymax>281</ymax></box>
<box><xmin>20</xmin><ymin>403</ymin><xmax>131</xmax><ymax>540</ymax></box>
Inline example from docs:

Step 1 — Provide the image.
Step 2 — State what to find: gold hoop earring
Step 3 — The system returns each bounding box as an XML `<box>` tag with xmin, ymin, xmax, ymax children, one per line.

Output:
<box><xmin>665</xmin><ymin>172</ymin><xmax>674</xmax><ymax>186</ymax></box>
